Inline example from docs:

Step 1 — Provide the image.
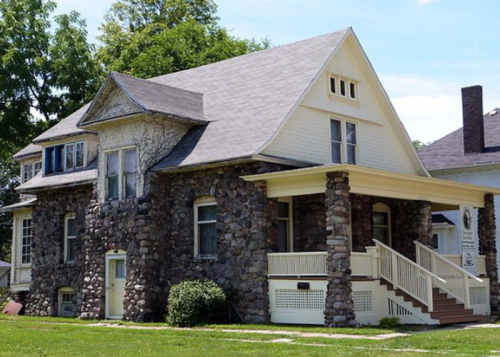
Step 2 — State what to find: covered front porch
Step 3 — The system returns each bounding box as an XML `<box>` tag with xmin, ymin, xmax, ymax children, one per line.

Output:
<box><xmin>243</xmin><ymin>164</ymin><xmax>500</xmax><ymax>326</ymax></box>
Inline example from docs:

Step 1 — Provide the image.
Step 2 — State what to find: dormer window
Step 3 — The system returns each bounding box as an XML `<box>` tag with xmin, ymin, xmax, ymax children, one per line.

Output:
<box><xmin>45</xmin><ymin>141</ymin><xmax>85</xmax><ymax>175</ymax></box>
<box><xmin>329</xmin><ymin>75</ymin><xmax>358</xmax><ymax>100</ymax></box>
<box><xmin>22</xmin><ymin>161</ymin><xmax>42</xmax><ymax>183</ymax></box>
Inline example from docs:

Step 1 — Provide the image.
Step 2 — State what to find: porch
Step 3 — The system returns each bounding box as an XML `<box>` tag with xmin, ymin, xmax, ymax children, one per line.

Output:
<box><xmin>267</xmin><ymin>240</ymin><xmax>489</xmax><ymax>325</ymax></box>
<box><xmin>243</xmin><ymin>164</ymin><xmax>500</xmax><ymax>326</ymax></box>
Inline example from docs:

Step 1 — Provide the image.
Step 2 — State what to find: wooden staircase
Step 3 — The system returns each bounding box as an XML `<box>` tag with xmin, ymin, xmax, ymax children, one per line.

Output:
<box><xmin>381</xmin><ymin>280</ymin><xmax>482</xmax><ymax>325</ymax></box>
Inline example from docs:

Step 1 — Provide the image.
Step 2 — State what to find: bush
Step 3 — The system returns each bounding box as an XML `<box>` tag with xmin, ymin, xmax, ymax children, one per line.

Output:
<box><xmin>166</xmin><ymin>279</ymin><xmax>227</xmax><ymax>327</ymax></box>
<box><xmin>378</xmin><ymin>316</ymin><xmax>401</xmax><ymax>329</ymax></box>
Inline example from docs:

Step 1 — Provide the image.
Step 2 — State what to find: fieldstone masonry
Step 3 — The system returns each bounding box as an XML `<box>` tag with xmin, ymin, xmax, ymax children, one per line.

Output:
<box><xmin>25</xmin><ymin>185</ymin><xmax>93</xmax><ymax>316</ymax></box>
<box><xmin>478</xmin><ymin>193</ymin><xmax>500</xmax><ymax>314</ymax></box>
<box><xmin>324</xmin><ymin>172</ymin><xmax>356</xmax><ymax>327</ymax></box>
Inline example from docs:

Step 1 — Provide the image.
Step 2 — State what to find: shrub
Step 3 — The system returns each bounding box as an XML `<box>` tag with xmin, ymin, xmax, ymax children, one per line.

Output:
<box><xmin>378</xmin><ymin>316</ymin><xmax>401</xmax><ymax>329</ymax></box>
<box><xmin>166</xmin><ymin>279</ymin><xmax>227</xmax><ymax>327</ymax></box>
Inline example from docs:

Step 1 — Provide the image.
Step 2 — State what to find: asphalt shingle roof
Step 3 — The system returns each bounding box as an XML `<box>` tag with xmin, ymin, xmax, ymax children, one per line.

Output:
<box><xmin>151</xmin><ymin>28</ymin><xmax>350</xmax><ymax>170</ymax></box>
<box><xmin>13</xmin><ymin>143</ymin><xmax>42</xmax><ymax>160</ymax></box>
<box><xmin>81</xmin><ymin>72</ymin><xmax>208</xmax><ymax>126</ymax></box>
<box><xmin>33</xmin><ymin>104</ymin><xmax>94</xmax><ymax>144</ymax></box>
<box><xmin>419</xmin><ymin>109</ymin><xmax>500</xmax><ymax>171</ymax></box>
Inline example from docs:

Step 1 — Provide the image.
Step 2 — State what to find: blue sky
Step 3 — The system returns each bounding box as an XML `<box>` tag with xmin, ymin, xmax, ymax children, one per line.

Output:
<box><xmin>53</xmin><ymin>0</ymin><xmax>500</xmax><ymax>143</ymax></box>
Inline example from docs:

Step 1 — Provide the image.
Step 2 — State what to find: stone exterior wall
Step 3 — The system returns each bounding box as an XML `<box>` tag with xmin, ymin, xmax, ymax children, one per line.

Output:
<box><xmin>350</xmin><ymin>195</ymin><xmax>432</xmax><ymax>258</ymax></box>
<box><xmin>154</xmin><ymin>162</ymin><xmax>290</xmax><ymax>323</ymax></box>
<box><xmin>292</xmin><ymin>194</ymin><xmax>326</xmax><ymax>252</ymax></box>
<box><xmin>478</xmin><ymin>193</ymin><xmax>499</xmax><ymax>314</ymax></box>
<box><xmin>25</xmin><ymin>185</ymin><xmax>93</xmax><ymax>317</ymax></box>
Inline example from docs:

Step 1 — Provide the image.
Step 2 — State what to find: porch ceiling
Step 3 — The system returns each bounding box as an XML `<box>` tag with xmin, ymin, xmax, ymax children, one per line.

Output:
<box><xmin>242</xmin><ymin>164</ymin><xmax>500</xmax><ymax>208</ymax></box>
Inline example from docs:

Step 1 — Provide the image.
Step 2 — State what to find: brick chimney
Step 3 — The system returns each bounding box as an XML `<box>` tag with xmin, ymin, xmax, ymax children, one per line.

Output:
<box><xmin>462</xmin><ymin>85</ymin><xmax>484</xmax><ymax>154</ymax></box>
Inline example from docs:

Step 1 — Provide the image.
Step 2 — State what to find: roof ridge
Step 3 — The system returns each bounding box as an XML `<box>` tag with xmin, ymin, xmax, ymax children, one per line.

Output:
<box><xmin>150</xmin><ymin>28</ymin><xmax>352</xmax><ymax>82</ymax></box>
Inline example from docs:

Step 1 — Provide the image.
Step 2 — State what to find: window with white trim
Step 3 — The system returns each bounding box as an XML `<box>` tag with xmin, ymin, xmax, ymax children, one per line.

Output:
<box><xmin>21</xmin><ymin>218</ymin><xmax>32</xmax><ymax>264</ymax></box>
<box><xmin>274</xmin><ymin>197</ymin><xmax>293</xmax><ymax>252</ymax></box>
<box><xmin>106</xmin><ymin>148</ymin><xmax>137</xmax><ymax>200</ymax></box>
<box><xmin>58</xmin><ymin>287</ymin><xmax>76</xmax><ymax>317</ymax></box>
<box><xmin>373</xmin><ymin>203</ymin><xmax>391</xmax><ymax>246</ymax></box>
<box><xmin>329</xmin><ymin>75</ymin><xmax>358</xmax><ymax>100</ymax></box>
<box><xmin>65</xmin><ymin>214</ymin><xmax>76</xmax><ymax>263</ymax></box>
<box><xmin>331</xmin><ymin>119</ymin><xmax>357</xmax><ymax>164</ymax></box>
<box><xmin>22</xmin><ymin>161</ymin><xmax>42</xmax><ymax>183</ymax></box>
<box><xmin>45</xmin><ymin>141</ymin><xmax>85</xmax><ymax>175</ymax></box>
<box><xmin>194</xmin><ymin>197</ymin><xmax>217</xmax><ymax>257</ymax></box>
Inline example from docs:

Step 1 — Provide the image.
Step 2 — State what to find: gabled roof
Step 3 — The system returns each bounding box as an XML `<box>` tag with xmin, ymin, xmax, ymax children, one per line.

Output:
<box><xmin>33</xmin><ymin>104</ymin><xmax>94</xmax><ymax>144</ymax></box>
<box><xmin>151</xmin><ymin>28</ymin><xmax>351</xmax><ymax>170</ymax></box>
<box><xmin>79</xmin><ymin>72</ymin><xmax>208</xmax><ymax>127</ymax></box>
<box><xmin>419</xmin><ymin>109</ymin><xmax>500</xmax><ymax>171</ymax></box>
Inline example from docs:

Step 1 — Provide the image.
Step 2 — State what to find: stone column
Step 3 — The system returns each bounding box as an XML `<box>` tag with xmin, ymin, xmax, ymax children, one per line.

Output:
<box><xmin>324</xmin><ymin>172</ymin><xmax>356</xmax><ymax>327</ymax></box>
<box><xmin>478</xmin><ymin>193</ymin><xmax>499</xmax><ymax>314</ymax></box>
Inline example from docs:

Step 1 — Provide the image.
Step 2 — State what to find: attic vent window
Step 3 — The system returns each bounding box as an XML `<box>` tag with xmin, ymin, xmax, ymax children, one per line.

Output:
<box><xmin>329</xmin><ymin>75</ymin><xmax>358</xmax><ymax>100</ymax></box>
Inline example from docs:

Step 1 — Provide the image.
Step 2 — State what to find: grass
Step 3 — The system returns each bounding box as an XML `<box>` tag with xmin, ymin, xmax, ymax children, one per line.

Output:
<box><xmin>0</xmin><ymin>316</ymin><xmax>499</xmax><ymax>356</ymax></box>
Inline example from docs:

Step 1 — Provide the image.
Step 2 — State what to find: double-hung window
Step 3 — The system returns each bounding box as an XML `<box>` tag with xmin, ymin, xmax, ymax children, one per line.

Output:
<box><xmin>65</xmin><ymin>214</ymin><xmax>76</xmax><ymax>263</ymax></box>
<box><xmin>274</xmin><ymin>197</ymin><xmax>293</xmax><ymax>252</ymax></box>
<box><xmin>194</xmin><ymin>197</ymin><xmax>217</xmax><ymax>257</ymax></box>
<box><xmin>22</xmin><ymin>161</ymin><xmax>42</xmax><ymax>183</ymax></box>
<box><xmin>21</xmin><ymin>218</ymin><xmax>32</xmax><ymax>264</ymax></box>
<box><xmin>106</xmin><ymin>148</ymin><xmax>137</xmax><ymax>200</ymax></box>
<box><xmin>45</xmin><ymin>141</ymin><xmax>85</xmax><ymax>175</ymax></box>
<box><xmin>331</xmin><ymin>119</ymin><xmax>358</xmax><ymax>164</ymax></box>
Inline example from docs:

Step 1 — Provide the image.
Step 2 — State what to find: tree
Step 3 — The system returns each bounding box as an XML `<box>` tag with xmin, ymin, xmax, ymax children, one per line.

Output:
<box><xmin>0</xmin><ymin>160</ymin><xmax>19</xmax><ymax>261</ymax></box>
<box><xmin>98</xmin><ymin>0</ymin><xmax>269</xmax><ymax>78</ymax></box>
<box><xmin>0</xmin><ymin>0</ymin><xmax>103</xmax><ymax>259</ymax></box>
<box><xmin>0</xmin><ymin>0</ymin><xmax>103</xmax><ymax>153</ymax></box>
<box><xmin>412</xmin><ymin>140</ymin><xmax>429</xmax><ymax>151</ymax></box>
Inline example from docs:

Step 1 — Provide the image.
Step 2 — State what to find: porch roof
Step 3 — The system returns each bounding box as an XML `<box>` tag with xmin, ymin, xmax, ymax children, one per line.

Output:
<box><xmin>241</xmin><ymin>164</ymin><xmax>500</xmax><ymax>209</ymax></box>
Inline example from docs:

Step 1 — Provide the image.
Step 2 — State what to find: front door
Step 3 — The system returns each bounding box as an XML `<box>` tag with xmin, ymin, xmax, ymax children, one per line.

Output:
<box><xmin>106</xmin><ymin>251</ymin><xmax>126</xmax><ymax>319</ymax></box>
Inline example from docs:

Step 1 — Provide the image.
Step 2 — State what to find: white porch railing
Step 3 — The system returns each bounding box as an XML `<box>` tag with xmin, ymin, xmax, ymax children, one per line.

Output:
<box><xmin>374</xmin><ymin>239</ymin><xmax>444</xmax><ymax>312</ymax></box>
<box><xmin>414</xmin><ymin>241</ymin><xmax>484</xmax><ymax>309</ymax></box>
<box><xmin>268</xmin><ymin>252</ymin><xmax>327</xmax><ymax>276</ymax></box>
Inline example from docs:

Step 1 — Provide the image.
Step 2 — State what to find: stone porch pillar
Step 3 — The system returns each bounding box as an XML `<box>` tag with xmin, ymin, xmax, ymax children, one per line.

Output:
<box><xmin>478</xmin><ymin>193</ymin><xmax>499</xmax><ymax>314</ymax></box>
<box><xmin>324</xmin><ymin>172</ymin><xmax>356</xmax><ymax>327</ymax></box>
<box><xmin>403</xmin><ymin>200</ymin><xmax>433</xmax><ymax>261</ymax></box>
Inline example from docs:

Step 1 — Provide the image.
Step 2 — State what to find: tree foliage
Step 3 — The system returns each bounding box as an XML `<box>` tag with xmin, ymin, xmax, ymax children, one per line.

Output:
<box><xmin>98</xmin><ymin>0</ymin><xmax>269</xmax><ymax>78</ymax></box>
<box><xmin>0</xmin><ymin>0</ymin><xmax>103</xmax><ymax>153</ymax></box>
<box><xmin>0</xmin><ymin>0</ymin><xmax>103</xmax><ymax>259</ymax></box>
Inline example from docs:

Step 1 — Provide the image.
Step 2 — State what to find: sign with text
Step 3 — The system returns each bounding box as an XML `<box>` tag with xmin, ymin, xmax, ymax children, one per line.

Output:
<box><xmin>460</xmin><ymin>205</ymin><xmax>476</xmax><ymax>274</ymax></box>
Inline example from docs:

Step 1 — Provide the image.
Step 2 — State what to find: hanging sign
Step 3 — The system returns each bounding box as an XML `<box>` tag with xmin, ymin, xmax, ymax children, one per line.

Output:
<box><xmin>460</xmin><ymin>205</ymin><xmax>476</xmax><ymax>274</ymax></box>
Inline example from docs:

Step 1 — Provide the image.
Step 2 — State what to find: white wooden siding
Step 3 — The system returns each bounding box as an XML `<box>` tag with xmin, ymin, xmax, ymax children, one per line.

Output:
<box><xmin>263</xmin><ymin>36</ymin><xmax>418</xmax><ymax>175</ymax></box>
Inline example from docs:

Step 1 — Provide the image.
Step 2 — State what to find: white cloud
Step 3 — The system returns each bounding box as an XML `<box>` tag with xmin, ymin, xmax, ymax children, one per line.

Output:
<box><xmin>391</xmin><ymin>94</ymin><xmax>462</xmax><ymax>143</ymax></box>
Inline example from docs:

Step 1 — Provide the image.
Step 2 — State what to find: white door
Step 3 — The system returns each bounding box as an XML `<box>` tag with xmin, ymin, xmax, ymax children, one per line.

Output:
<box><xmin>106</xmin><ymin>252</ymin><xmax>126</xmax><ymax>319</ymax></box>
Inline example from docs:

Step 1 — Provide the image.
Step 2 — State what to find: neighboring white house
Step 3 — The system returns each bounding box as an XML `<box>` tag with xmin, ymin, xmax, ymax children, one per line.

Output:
<box><xmin>0</xmin><ymin>260</ymin><xmax>10</xmax><ymax>288</ymax></box>
<box><xmin>419</xmin><ymin>86</ymin><xmax>500</xmax><ymax>277</ymax></box>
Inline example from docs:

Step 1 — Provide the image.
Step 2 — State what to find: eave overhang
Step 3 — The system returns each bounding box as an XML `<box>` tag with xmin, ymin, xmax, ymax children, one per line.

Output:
<box><xmin>242</xmin><ymin>164</ymin><xmax>500</xmax><ymax>209</ymax></box>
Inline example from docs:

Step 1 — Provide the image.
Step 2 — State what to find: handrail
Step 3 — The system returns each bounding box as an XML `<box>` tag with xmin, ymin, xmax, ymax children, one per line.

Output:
<box><xmin>374</xmin><ymin>239</ymin><xmax>445</xmax><ymax>312</ymax></box>
<box><xmin>414</xmin><ymin>241</ymin><xmax>484</xmax><ymax>308</ymax></box>
<box><xmin>414</xmin><ymin>241</ymin><xmax>483</xmax><ymax>282</ymax></box>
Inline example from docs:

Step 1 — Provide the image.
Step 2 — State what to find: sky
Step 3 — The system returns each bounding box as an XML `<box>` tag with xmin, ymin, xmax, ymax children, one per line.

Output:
<box><xmin>53</xmin><ymin>0</ymin><xmax>500</xmax><ymax>143</ymax></box>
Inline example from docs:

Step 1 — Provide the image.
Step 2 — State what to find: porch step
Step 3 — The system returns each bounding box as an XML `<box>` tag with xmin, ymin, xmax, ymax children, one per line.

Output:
<box><xmin>380</xmin><ymin>280</ymin><xmax>483</xmax><ymax>325</ymax></box>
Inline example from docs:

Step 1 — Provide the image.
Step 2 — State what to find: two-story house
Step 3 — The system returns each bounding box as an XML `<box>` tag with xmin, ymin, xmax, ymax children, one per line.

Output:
<box><xmin>2</xmin><ymin>28</ymin><xmax>499</xmax><ymax>326</ymax></box>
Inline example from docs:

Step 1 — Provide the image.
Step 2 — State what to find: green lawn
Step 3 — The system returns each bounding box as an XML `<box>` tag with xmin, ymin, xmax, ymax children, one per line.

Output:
<box><xmin>0</xmin><ymin>317</ymin><xmax>499</xmax><ymax>356</ymax></box>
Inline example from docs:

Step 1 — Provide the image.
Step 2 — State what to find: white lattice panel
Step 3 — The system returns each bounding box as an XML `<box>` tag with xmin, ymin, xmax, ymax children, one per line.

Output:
<box><xmin>470</xmin><ymin>287</ymin><xmax>487</xmax><ymax>305</ymax></box>
<box><xmin>275</xmin><ymin>289</ymin><xmax>325</xmax><ymax>310</ymax></box>
<box><xmin>353</xmin><ymin>291</ymin><xmax>372</xmax><ymax>312</ymax></box>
